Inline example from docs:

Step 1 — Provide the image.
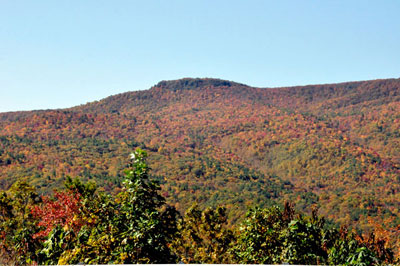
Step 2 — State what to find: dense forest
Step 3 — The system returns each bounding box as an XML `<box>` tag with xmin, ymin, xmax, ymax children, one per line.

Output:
<box><xmin>1</xmin><ymin>77</ymin><xmax>400</xmax><ymax>261</ymax></box>
<box><xmin>0</xmin><ymin>149</ymin><xmax>397</xmax><ymax>264</ymax></box>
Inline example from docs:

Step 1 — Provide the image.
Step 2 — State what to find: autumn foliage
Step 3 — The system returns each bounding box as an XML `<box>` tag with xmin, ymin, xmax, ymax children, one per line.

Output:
<box><xmin>0</xmin><ymin>149</ymin><xmax>397</xmax><ymax>264</ymax></box>
<box><xmin>1</xmin><ymin>77</ymin><xmax>400</xmax><ymax>261</ymax></box>
<box><xmin>31</xmin><ymin>191</ymin><xmax>82</xmax><ymax>239</ymax></box>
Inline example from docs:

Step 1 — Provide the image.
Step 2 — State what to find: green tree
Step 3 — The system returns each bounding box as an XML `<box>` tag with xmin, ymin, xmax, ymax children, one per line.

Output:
<box><xmin>112</xmin><ymin>148</ymin><xmax>179</xmax><ymax>263</ymax></box>
<box><xmin>232</xmin><ymin>202</ymin><xmax>295</xmax><ymax>264</ymax></box>
<box><xmin>325</xmin><ymin>226</ymin><xmax>385</xmax><ymax>265</ymax></box>
<box><xmin>279</xmin><ymin>209</ymin><xmax>327</xmax><ymax>264</ymax></box>
<box><xmin>0</xmin><ymin>181</ymin><xmax>42</xmax><ymax>265</ymax></box>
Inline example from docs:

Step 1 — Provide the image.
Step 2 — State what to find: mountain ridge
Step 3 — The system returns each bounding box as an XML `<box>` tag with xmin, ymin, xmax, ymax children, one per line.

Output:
<box><xmin>2</xmin><ymin>77</ymin><xmax>400</xmax><ymax>117</ymax></box>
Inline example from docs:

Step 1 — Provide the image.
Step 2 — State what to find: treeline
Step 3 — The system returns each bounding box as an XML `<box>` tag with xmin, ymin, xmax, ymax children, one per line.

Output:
<box><xmin>0</xmin><ymin>149</ymin><xmax>397</xmax><ymax>265</ymax></box>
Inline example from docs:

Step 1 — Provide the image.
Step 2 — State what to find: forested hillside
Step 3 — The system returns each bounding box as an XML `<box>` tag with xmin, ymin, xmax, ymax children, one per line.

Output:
<box><xmin>1</xmin><ymin>77</ymin><xmax>400</xmax><ymax>253</ymax></box>
<box><xmin>0</xmin><ymin>149</ymin><xmax>396</xmax><ymax>264</ymax></box>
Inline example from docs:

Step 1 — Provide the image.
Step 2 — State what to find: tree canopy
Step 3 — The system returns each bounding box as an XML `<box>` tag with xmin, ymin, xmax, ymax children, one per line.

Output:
<box><xmin>0</xmin><ymin>149</ymin><xmax>397</xmax><ymax>264</ymax></box>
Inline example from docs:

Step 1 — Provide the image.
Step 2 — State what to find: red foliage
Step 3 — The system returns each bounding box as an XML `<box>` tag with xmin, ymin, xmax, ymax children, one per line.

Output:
<box><xmin>31</xmin><ymin>191</ymin><xmax>82</xmax><ymax>239</ymax></box>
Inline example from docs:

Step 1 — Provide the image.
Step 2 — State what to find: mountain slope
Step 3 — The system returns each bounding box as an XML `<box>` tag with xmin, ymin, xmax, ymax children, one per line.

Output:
<box><xmin>1</xmin><ymin>78</ymin><xmax>400</xmax><ymax>232</ymax></box>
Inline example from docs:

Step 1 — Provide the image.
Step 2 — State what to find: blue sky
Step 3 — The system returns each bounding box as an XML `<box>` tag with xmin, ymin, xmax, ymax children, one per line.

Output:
<box><xmin>1</xmin><ymin>0</ymin><xmax>399</xmax><ymax>112</ymax></box>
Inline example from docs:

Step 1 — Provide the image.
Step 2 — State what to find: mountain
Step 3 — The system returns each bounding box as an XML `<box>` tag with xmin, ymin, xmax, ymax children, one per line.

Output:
<box><xmin>1</xmin><ymin>77</ymin><xmax>400</xmax><ymax>234</ymax></box>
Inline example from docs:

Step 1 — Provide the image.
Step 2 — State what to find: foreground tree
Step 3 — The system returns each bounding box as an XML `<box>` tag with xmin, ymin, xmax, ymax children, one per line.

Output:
<box><xmin>172</xmin><ymin>204</ymin><xmax>235</xmax><ymax>263</ymax></box>
<box><xmin>232</xmin><ymin>203</ymin><xmax>395</xmax><ymax>265</ymax></box>
<box><xmin>35</xmin><ymin>148</ymin><xmax>179</xmax><ymax>264</ymax></box>
<box><xmin>232</xmin><ymin>202</ymin><xmax>296</xmax><ymax>264</ymax></box>
<box><xmin>0</xmin><ymin>181</ymin><xmax>42</xmax><ymax>265</ymax></box>
<box><xmin>108</xmin><ymin>148</ymin><xmax>179</xmax><ymax>263</ymax></box>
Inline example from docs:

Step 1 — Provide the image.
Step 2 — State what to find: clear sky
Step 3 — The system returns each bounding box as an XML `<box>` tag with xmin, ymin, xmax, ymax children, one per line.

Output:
<box><xmin>1</xmin><ymin>0</ymin><xmax>399</xmax><ymax>112</ymax></box>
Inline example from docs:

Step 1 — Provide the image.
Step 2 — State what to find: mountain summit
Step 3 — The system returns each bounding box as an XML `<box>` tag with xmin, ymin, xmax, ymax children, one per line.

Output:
<box><xmin>152</xmin><ymin>78</ymin><xmax>247</xmax><ymax>91</ymax></box>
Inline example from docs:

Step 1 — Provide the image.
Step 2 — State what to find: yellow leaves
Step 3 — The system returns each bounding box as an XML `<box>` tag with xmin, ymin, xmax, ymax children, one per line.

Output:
<box><xmin>58</xmin><ymin>247</ymin><xmax>81</xmax><ymax>265</ymax></box>
<box><xmin>57</xmin><ymin>255</ymin><xmax>69</xmax><ymax>265</ymax></box>
<box><xmin>87</xmin><ymin>236</ymin><xmax>95</xmax><ymax>246</ymax></box>
<box><xmin>120</xmin><ymin>252</ymin><xmax>128</xmax><ymax>262</ymax></box>
<box><xmin>63</xmin><ymin>224</ymin><xmax>70</xmax><ymax>231</ymax></box>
